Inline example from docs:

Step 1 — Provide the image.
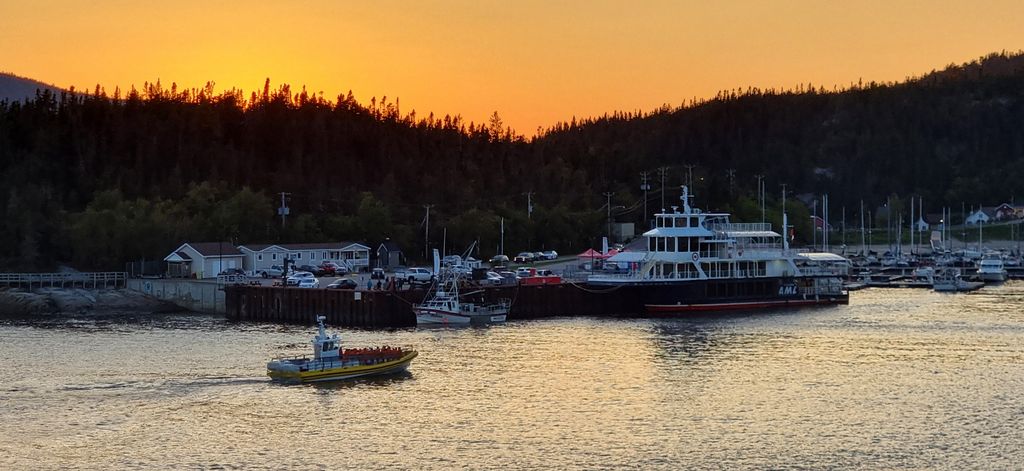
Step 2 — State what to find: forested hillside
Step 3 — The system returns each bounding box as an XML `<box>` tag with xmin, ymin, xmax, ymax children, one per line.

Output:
<box><xmin>2</xmin><ymin>52</ymin><xmax>1023</xmax><ymax>270</ymax></box>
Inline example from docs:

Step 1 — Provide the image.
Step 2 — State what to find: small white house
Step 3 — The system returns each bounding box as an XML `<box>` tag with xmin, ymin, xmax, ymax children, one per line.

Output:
<box><xmin>965</xmin><ymin>208</ymin><xmax>995</xmax><ymax>225</ymax></box>
<box><xmin>914</xmin><ymin>217</ymin><xmax>930</xmax><ymax>232</ymax></box>
<box><xmin>238</xmin><ymin>242</ymin><xmax>371</xmax><ymax>274</ymax></box>
<box><xmin>163</xmin><ymin>242</ymin><xmax>245</xmax><ymax>279</ymax></box>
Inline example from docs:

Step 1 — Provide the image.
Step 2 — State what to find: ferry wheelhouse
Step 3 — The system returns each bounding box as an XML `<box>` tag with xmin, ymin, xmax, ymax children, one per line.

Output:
<box><xmin>588</xmin><ymin>186</ymin><xmax>849</xmax><ymax>313</ymax></box>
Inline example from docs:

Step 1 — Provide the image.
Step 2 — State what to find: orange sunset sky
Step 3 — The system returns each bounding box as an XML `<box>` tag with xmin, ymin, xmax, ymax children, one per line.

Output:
<box><xmin>3</xmin><ymin>0</ymin><xmax>1023</xmax><ymax>134</ymax></box>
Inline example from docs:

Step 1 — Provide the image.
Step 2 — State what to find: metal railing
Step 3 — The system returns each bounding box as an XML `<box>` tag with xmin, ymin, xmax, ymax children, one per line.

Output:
<box><xmin>707</xmin><ymin>222</ymin><xmax>773</xmax><ymax>232</ymax></box>
<box><xmin>0</xmin><ymin>272</ymin><xmax>128</xmax><ymax>289</ymax></box>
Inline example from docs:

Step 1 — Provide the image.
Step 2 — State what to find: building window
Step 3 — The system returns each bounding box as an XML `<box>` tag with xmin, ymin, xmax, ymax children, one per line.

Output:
<box><xmin>272</xmin><ymin>253</ymin><xmax>277</xmax><ymax>261</ymax></box>
<box><xmin>257</xmin><ymin>254</ymin><xmax>263</xmax><ymax>261</ymax></box>
<box><xmin>309</xmin><ymin>251</ymin><xmax>314</xmax><ymax>259</ymax></box>
<box><xmin>323</xmin><ymin>252</ymin><xmax>328</xmax><ymax>259</ymax></box>
<box><xmin>295</xmin><ymin>252</ymin><xmax>301</xmax><ymax>259</ymax></box>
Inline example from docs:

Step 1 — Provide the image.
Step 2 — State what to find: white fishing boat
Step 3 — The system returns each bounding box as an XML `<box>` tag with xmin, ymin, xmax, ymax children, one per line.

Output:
<box><xmin>415</xmin><ymin>250</ymin><xmax>510</xmax><ymax>326</ymax></box>
<box><xmin>933</xmin><ymin>268</ymin><xmax>982</xmax><ymax>292</ymax></box>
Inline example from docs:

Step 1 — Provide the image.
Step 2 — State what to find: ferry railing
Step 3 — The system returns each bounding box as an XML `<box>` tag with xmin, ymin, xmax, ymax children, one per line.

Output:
<box><xmin>706</xmin><ymin>222</ymin><xmax>773</xmax><ymax>232</ymax></box>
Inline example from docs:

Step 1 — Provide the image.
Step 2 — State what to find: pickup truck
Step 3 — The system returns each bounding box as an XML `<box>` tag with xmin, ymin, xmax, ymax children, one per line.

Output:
<box><xmin>395</xmin><ymin>267</ymin><xmax>434</xmax><ymax>284</ymax></box>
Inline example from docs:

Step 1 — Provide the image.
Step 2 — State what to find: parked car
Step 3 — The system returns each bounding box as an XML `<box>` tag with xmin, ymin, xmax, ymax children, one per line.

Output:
<box><xmin>449</xmin><ymin>264</ymin><xmax>472</xmax><ymax>277</ymax></box>
<box><xmin>442</xmin><ymin>255</ymin><xmax>463</xmax><ymax>267</ymax></box>
<box><xmin>286</xmin><ymin>271</ymin><xmax>316</xmax><ymax>286</ymax></box>
<box><xmin>513</xmin><ymin>252</ymin><xmax>535</xmax><ymax>263</ymax></box>
<box><xmin>318</xmin><ymin>261</ymin><xmax>348</xmax><ymax>276</ymax></box>
<box><xmin>295</xmin><ymin>277</ymin><xmax>320</xmax><ymax>289</ymax></box>
<box><xmin>217</xmin><ymin>268</ymin><xmax>246</xmax><ymax>277</ymax></box>
<box><xmin>489</xmin><ymin>255</ymin><xmax>509</xmax><ymax>267</ymax></box>
<box><xmin>296</xmin><ymin>264</ymin><xmax>325</xmax><ymax>276</ymax></box>
<box><xmin>327</xmin><ymin>278</ymin><xmax>357</xmax><ymax>289</ymax></box>
<box><xmin>371</xmin><ymin>267</ymin><xmax>386</xmax><ymax>280</ymax></box>
<box><xmin>256</xmin><ymin>265</ymin><xmax>286</xmax><ymax>278</ymax></box>
<box><xmin>484</xmin><ymin>271</ymin><xmax>504</xmax><ymax>285</ymax></box>
<box><xmin>497</xmin><ymin>270</ymin><xmax>518</xmax><ymax>284</ymax></box>
<box><xmin>540</xmin><ymin>250</ymin><xmax>558</xmax><ymax>260</ymax></box>
<box><xmin>396</xmin><ymin>267</ymin><xmax>434</xmax><ymax>284</ymax></box>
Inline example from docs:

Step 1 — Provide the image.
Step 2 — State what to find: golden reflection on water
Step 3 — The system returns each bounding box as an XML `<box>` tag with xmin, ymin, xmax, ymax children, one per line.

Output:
<box><xmin>1</xmin><ymin>282</ymin><xmax>1023</xmax><ymax>469</ymax></box>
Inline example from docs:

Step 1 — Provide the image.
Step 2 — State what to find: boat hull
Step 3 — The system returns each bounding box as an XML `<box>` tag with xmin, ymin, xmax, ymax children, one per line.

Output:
<box><xmin>977</xmin><ymin>271</ymin><xmax>1007</xmax><ymax>282</ymax></box>
<box><xmin>267</xmin><ymin>351</ymin><xmax>418</xmax><ymax>383</ymax></box>
<box><xmin>587</xmin><ymin>276</ymin><xmax>849</xmax><ymax>315</ymax></box>
<box><xmin>415</xmin><ymin>308</ymin><xmax>507</xmax><ymax>326</ymax></box>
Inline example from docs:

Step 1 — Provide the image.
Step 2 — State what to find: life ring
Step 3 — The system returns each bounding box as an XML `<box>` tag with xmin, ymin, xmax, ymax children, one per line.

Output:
<box><xmin>692</xmin><ymin>252</ymin><xmax>700</xmax><ymax>262</ymax></box>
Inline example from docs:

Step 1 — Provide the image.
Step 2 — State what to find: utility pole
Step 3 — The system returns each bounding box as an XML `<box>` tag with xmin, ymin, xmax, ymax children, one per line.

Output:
<box><xmin>423</xmin><ymin>204</ymin><xmax>434</xmax><ymax>259</ymax></box>
<box><xmin>603</xmin><ymin>191</ymin><xmax>615</xmax><ymax>243</ymax></box>
<box><xmin>812</xmin><ymin>199</ymin><xmax>818</xmax><ymax>251</ymax></box>
<box><xmin>524</xmin><ymin>191</ymin><xmax>534</xmax><ymax>220</ymax></box>
<box><xmin>657</xmin><ymin>167</ymin><xmax>668</xmax><ymax>210</ymax></box>
<box><xmin>640</xmin><ymin>172</ymin><xmax>651</xmax><ymax>224</ymax></box>
<box><xmin>781</xmin><ymin>183</ymin><xmax>789</xmax><ymax>251</ymax></box>
<box><xmin>278</xmin><ymin>192</ymin><xmax>291</xmax><ymax>230</ymax></box>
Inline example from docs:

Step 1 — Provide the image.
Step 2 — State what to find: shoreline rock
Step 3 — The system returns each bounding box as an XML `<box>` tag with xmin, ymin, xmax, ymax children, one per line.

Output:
<box><xmin>0</xmin><ymin>287</ymin><xmax>182</xmax><ymax>316</ymax></box>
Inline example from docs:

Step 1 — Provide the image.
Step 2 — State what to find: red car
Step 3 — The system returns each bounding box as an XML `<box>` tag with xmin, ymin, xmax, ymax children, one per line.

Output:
<box><xmin>319</xmin><ymin>262</ymin><xmax>347</xmax><ymax>276</ymax></box>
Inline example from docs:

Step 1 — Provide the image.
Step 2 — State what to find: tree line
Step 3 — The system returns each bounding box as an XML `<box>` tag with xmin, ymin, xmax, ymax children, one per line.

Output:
<box><xmin>1</xmin><ymin>52</ymin><xmax>1023</xmax><ymax>270</ymax></box>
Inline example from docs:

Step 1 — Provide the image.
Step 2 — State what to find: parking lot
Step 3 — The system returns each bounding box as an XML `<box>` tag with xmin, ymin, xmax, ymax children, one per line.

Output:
<box><xmin>231</xmin><ymin>256</ymin><xmax>588</xmax><ymax>290</ymax></box>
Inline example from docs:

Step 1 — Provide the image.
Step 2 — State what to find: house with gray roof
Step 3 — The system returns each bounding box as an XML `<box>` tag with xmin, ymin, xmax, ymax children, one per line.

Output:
<box><xmin>237</xmin><ymin>242</ymin><xmax>371</xmax><ymax>275</ymax></box>
<box><xmin>163</xmin><ymin>242</ymin><xmax>244</xmax><ymax>278</ymax></box>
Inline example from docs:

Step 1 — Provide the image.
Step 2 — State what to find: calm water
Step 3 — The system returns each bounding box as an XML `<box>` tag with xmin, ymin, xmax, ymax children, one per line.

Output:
<box><xmin>2</xmin><ymin>283</ymin><xmax>1024</xmax><ymax>470</ymax></box>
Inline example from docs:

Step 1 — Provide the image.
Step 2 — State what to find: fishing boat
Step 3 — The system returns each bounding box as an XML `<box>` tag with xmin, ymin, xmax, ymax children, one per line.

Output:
<box><xmin>587</xmin><ymin>185</ymin><xmax>850</xmax><ymax>314</ymax></box>
<box><xmin>976</xmin><ymin>255</ymin><xmax>1008</xmax><ymax>282</ymax></box>
<box><xmin>266</xmin><ymin>316</ymin><xmax>417</xmax><ymax>383</ymax></box>
<box><xmin>415</xmin><ymin>254</ymin><xmax>510</xmax><ymax>325</ymax></box>
<box><xmin>932</xmin><ymin>268</ymin><xmax>983</xmax><ymax>292</ymax></box>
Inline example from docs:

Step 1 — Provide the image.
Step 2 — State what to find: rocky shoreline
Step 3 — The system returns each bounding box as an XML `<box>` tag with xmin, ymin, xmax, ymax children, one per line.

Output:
<box><xmin>0</xmin><ymin>287</ymin><xmax>181</xmax><ymax>316</ymax></box>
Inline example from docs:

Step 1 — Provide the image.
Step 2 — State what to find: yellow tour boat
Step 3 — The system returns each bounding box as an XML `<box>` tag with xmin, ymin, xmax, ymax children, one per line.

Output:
<box><xmin>267</xmin><ymin>316</ymin><xmax>417</xmax><ymax>383</ymax></box>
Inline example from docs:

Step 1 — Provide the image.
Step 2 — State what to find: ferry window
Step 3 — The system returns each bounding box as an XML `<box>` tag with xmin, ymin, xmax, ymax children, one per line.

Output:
<box><xmin>649</xmin><ymin>238</ymin><xmax>656</xmax><ymax>251</ymax></box>
<box><xmin>668</xmin><ymin>238</ymin><xmax>676</xmax><ymax>252</ymax></box>
<box><xmin>676</xmin><ymin>237</ymin><xmax>685</xmax><ymax>251</ymax></box>
<box><xmin>691</xmin><ymin>217</ymin><xmax>698</xmax><ymax>227</ymax></box>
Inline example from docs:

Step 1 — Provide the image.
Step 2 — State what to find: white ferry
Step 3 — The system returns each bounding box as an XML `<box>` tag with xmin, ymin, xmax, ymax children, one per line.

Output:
<box><xmin>588</xmin><ymin>186</ymin><xmax>850</xmax><ymax>314</ymax></box>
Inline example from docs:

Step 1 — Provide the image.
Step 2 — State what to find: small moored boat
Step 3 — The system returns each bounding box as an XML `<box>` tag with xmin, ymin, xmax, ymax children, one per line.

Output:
<box><xmin>267</xmin><ymin>316</ymin><xmax>417</xmax><ymax>383</ymax></box>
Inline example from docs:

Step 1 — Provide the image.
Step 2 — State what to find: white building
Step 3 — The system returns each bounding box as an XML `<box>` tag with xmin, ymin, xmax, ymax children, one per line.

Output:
<box><xmin>965</xmin><ymin>208</ymin><xmax>995</xmax><ymax>225</ymax></box>
<box><xmin>238</xmin><ymin>242</ymin><xmax>371</xmax><ymax>274</ymax></box>
<box><xmin>163</xmin><ymin>242</ymin><xmax>245</xmax><ymax>279</ymax></box>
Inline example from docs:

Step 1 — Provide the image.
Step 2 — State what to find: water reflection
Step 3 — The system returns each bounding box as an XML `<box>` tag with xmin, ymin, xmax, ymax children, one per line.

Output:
<box><xmin>0</xmin><ymin>282</ymin><xmax>1022</xmax><ymax>469</ymax></box>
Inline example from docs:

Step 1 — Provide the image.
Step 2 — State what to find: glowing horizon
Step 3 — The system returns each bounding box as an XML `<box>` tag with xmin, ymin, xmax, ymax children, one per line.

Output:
<box><xmin>3</xmin><ymin>1</ymin><xmax>1023</xmax><ymax>134</ymax></box>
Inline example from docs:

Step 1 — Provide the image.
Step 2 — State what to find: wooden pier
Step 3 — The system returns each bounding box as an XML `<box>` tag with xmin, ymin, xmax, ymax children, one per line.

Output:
<box><xmin>224</xmin><ymin>283</ymin><xmax>641</xmax><ymax>327</ymax></box>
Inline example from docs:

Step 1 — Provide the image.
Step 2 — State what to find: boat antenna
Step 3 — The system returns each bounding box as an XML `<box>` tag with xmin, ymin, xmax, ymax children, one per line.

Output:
<box><xmin>681</xmin><ymin>185</ymin><xmax>691</xmax><ymax>214</ymax></box>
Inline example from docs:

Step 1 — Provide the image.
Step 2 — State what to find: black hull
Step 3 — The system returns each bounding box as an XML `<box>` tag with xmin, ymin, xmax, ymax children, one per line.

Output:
<box><xmin>585</xmin><ymin>276</ymin><xmax>849</xmax><ymax>315</ymax></box>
